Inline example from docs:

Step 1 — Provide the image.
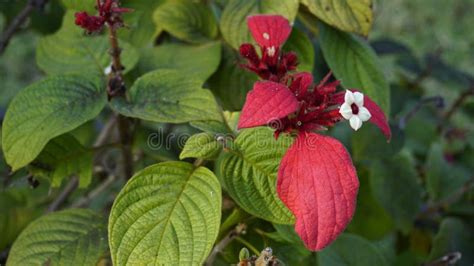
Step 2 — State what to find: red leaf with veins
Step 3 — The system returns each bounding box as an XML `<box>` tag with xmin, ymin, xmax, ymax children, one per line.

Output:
<box><xmin>333</xmin><ymin>90</ymin><xmax>391</xmax><ymax>141</ymax></box>
<box><xmin>248</xmin><ymin>15</ymin><xmax>292</xmax><ymax>48</ymax></box>
<box><xmin>277</xmin><ymin>132</ymin><xmax>359</xmax><ymax>251</ymax></box>
<box><xmin>238</xmin><ymin>81</ymin><xmax>299</xmax><ymax>129</ymax></box>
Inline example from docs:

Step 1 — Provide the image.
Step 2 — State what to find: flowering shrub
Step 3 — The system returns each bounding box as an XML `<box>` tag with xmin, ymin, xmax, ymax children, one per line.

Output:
<box><xmin>0</xmin><ymin>0</ymin><xmax>473</xmax><ymax>265</ymax></box>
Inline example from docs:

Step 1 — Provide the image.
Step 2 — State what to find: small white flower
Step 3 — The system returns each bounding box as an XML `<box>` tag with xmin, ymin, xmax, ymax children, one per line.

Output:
<box><xmin>339</xmin><ymin>90</ymin><xmax>371</xmax><ymax>131</ymax></box>
<box><xmin>104</xmin><ymin>64</ymin><xmax>112</xmax><ymax>75</ymax></box>
<box><xmin>263</xmin><ymin>32</ymin><xmax>270</xmax><ymax>40</ymax></box>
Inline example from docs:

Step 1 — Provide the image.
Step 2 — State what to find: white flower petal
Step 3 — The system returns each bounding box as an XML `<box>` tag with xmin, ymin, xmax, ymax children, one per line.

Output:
<box><xmin>349</xmin><ymin>115</ymin><xmax>362</xmax><ymax>131</ymax></box>
<box><xmin>339</xmin><ymin>103</ymin><xmax>353</xmax><ymax>119</ymax></box>
<box><xmin>353</xmin><ymin>92</ymin><xmax>364</xmax><ymax>107</ymax></box>
<box><xmin>344</xmin><ymin>90</ymin><xmax>355</xmax><ymax>104</ymax></box>
<box><xmin>358</xmin><ymin>107</ymin><xmax>372</xmax><ymax>121</ymax></box>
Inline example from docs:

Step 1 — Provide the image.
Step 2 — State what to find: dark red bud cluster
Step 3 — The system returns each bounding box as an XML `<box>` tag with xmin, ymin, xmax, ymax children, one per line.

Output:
<box><xmin>74</xmin><ymin>0</ymin><xmax>132</xmax><ymax>33</ymax></box>
<box><xmin>239</xmin><ymin>43</ymin><xmax>298</xmax><ymax>82</ymax></box>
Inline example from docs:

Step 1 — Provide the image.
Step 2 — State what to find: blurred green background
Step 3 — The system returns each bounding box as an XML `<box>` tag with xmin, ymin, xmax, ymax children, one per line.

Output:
<box><xmin>1</xmin><ymin>0</ymin><xmax>473</xmax><ymax>265</ymax></box>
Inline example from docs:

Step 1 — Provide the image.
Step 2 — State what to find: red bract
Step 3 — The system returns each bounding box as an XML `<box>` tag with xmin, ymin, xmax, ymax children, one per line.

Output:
<box><xmin>238</xmin><ymin>81</ymin><xmax>299</xmax><ymax>129</ymax></box>
<box><xmin>277</xmin><ymin>132</ymin><xmax>359</xmax><ymax>250</ymax></box>
<box><xmin>239</xmin><ymin>15</ymin><xmax>298</xmax><ymax>82</ymax></box>
<box><xmin>74</xmin><ymin>0</ymin><xmax>132</xmax><ymax>33</ymax></box>
<box><xmin>237</xmin><ymin>15</ymin><xmax>391</xmax><ymax>251</ymax></box>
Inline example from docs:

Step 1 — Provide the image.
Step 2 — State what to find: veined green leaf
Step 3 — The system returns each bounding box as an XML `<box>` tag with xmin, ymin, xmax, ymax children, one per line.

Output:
<box><xmin>2</xmin><ymin>75</ymin><xmax>107</xmax><ymax>171</ymax></box>
<box><xmin>7</xmin><ymin>209</ymin><xmax>108</xmax><ymax>266</ymax></box>
<box><xmin>190</xmin><ymin>111</ymin><xmax>240</xmax><ymax>135</ymax></box>
<box><xmin>109</xmin><ymin>162</ymin><xmax>222</xmax><ymax>265</ymax></box>
<box><xmin>318</xmin><ymin>233</ymin><xmax>389</xmax><ymax>266</ymax></box>
<box><xmin>153</xmin><ymin>0</ymin><xmax>218</xmax><ymax>44</ymax></box>
<box><xmin>110</xmin><ymin>69</ymin><xmax>222</xmax><ymax>123</ymax></box>
<box><xmin>301</xmin><ymin>0</ymin><xmax>373</xmax><ymax>36</ymax></box>
<box><xmin>220</xmin><ymin>0</ymin><xmax>299</xmax><ymax>49</ymax></box>
<box><xmin>320</xmin><ymin>24</ymin><xmax>390</xmax><ymax>115</ymax></box>
<box><xmin>369</xmin><ymin>153</ymin><xmax>422</xmax><ymax>233</ymax></box>
<box><xmin>37</xmin><ymin>11</ymin><xmax>139</xmax><ymax>77</ymax></box>
<box><xmin>216</xmin><ymin>127</ymin><xmax>295</xmax><ymax>224</ymax></box>
<box><xmin>180</xmin><ymin>133</ymin><xmax>223</xmax><ymax>160</ymax></box>
<box><xmin>137</xmin><ymin>42</ymin><xmax>222</xmax><ymax>82</ymax></box>
<box><xmin>29</xmin><ymin>134</ymin><xmax>93</xmax><ymax>188</ymax></box>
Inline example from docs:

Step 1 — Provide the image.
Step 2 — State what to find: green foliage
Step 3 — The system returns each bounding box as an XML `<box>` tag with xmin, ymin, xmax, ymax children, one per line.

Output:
<box><xmin>153</xmin><ymin>0</ymin><xmax>218</xmax><ymax>44</ymax></box>
<box><xmin>428</xmin><ymin>218</ymin><xmax>474</xmax><ymax>266</ymax></box>
<box><xmin>320</xmin><ymin>23</ymin><xmax>390</xmax><ymax>114</ymax></box>
<box><xmin>216</xmin><ymin>128</ymin><xmax>294</xmax><ymax>224</ymax></box>
<box><xmin>110</xmin><ymin>69</ymin><xmax>222</xmax><ymax>123</ymax></box>
<box><xmin>301</xmin><ymin>0</ymin><xmax>373</xmax><ymax>36</ymax></box>
<box><xmin>369</xmin><ymin>153</ymin><xmax>423</xmax><ymax>233</ymax></box>
<box><xmin>136</xmin><ymin>42</ymin><xmax>222</xmax><ymax>82</ymax></box>
<box><xmin>180</xmin><ymin>132</ymin><xmax>223</xmax><ymax>160</ymax></box>
<box><xmin>318</xmin><ymin>233</ymin><xmax>389</xmax><ymax>266</ymax></box>
<box><xmin>37</xmin><ymin>12</ymin><xmax>139</xmax><ymax>77</ymax></box>
<box><xmin>2</xmin><ymin>75</ymin><xmax>106</xmax><ymax>171</ymax></box>
<box><xmin>425</xmin><ymin>143</ymin><xmax>470</xmax><ymax>201</ymax></box>
<box><xmin>108</xmin><ymin>162</ymin><xmax>222</xmax><ymax>265</ymax></box>
<box><xmin>283</xmin><ymin>28</ymin><xmax>315</xmax><ymax>72</ymax></box>
<box><xmin>219</xmin><ymin>0</ymin><xmax>299</xmax><ymax>49</ymax></box>
<box><xmin>7</xmin><ymin>209</ymin><xmax>108</xmax><ymax>266</ymax></box>
<box><xmin>29</xmin><ymin>134</ymin><xmax>93</xmax><ymax>188</ymax></box>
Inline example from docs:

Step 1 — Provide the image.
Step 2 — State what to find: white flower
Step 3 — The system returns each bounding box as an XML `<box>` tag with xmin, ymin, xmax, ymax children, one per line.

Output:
<box><xmin>339</xmin><ymin>90</ymin><xmax>371</xmax><ymax>131</ymax></box>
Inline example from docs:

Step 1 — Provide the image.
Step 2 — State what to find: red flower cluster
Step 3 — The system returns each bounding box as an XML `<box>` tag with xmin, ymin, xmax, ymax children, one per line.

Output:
<box><xmin>238</xmin><ymin>15</ymin><xmax>391</xmax><ymax>251</ymax></box>
<box><xmin>74</xmin><ymin>0</ymin><xmax>131</xmax><ymax>33</ymax></box>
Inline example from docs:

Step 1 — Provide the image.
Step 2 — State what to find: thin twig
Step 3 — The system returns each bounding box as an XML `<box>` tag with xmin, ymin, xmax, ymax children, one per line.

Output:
<box><xmin>398</xmin><ymin>96</ymin><xmax>445</xmax><ymax>129</ymax></box>
<box><xmin>442</xmin><ymin>86</ymin><xmax>474</xmax><ymax>122</ymax></box>
<box><xmin>45</xmin><ymin>177</ymin><xmax>78</xmax><ymax>213</ymax></box>
<box><xmin>0</xmin><ymin>0</ymin><xmax>48</xmax><ymax>54</ymax></box>
<box><xmin>205</xmin><ymin>224</ymin><xmax>247</xmax><ymax>266</ymax></box>
<box><xmin>70</xmin><ymin>175</ymin><xmax>116</xmax><ymax>208</ymax></box>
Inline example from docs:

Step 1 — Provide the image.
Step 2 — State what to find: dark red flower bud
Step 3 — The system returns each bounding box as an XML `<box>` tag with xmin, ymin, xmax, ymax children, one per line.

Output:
<box><xmin>239</xmin><ymin>43</ymin><xmax>260</xmax><ymax>66</ymax></box>
<box><xmin>74</xmin><ymin>12</ymin><xmax>105</xmax><ymax>32</ymax></box>
<box><xmin>283</xmin><ymin>52</ymin><xmax>298</xmax><ymax>71</ymax></box>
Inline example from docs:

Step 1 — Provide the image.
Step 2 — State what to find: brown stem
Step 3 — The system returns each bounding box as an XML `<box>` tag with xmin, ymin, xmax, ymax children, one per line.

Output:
<box><xmin>46</xmin><ymin>177</ymin><xmax>78</xmax><ymax>213</ymax></box>
<box><xmin>0</xmin><ymin>0</ymin><xmax>48</xmax><ymax>55</ymax></box>
<box><xmin>70</xmin><ymin>175</ymin><xmax>116</xmax><ymax>208</ymax></box>
<box><xmin>442</xmin><ymin>87</ymin><xmax>474</xmax><ymax>122</ymax></box>
<box><xmin>205</xmin><ymin>224</ymin><xmax>247</xmax><ymax>266</ymax></box>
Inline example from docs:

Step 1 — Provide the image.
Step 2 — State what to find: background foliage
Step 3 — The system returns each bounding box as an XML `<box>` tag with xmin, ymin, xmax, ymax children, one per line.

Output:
<box><xmin>0</xmin><ymin>0</ymin><xmax>473</xmax><ymax>265</ymax></box>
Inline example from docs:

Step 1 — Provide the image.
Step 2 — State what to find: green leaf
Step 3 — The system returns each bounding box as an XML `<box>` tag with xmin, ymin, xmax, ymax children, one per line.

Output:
<box><xmin>190</xmin><ymin>112</ymin><xmax>240</xmax><ymax>135</ymax></box>
<box><xmin>347</xmin><ymin>174</ymin><xmax>394</xmax><ymax>240</ymax></box>
<box><xmin>109</xmin><ymin>162</ymin><xmax>222</xmax><ymax>265</ymax></box>
<box><xmin>219</xmin><ymin>0</ymin><xmax>299</xmax><ymax>49</ymax></box>
<box><xmin>119</xmin><ymin>0</ymin><xmax>166</xmax><ymax>47</ymax></box>
<box><xmin>318</xmin><ymin>233</ymin><xmax>389</xmax><ymax>266</ymax></box>
<box><xmin>137</xmin><ymin>42</ymin><xmax>222</xmax><ymax>82</ymax></box>
<box><xmin>29</xmin><ymin>134</ymin><xmax>93</xmax><ymax>188</ymax></box>
<box><xmin>320</xmin><ymin>23</ymin><xmax>390</xmax><ymax>115</ymax></box>
<box><xmin>283</xmin><ymin>28</ymin><xmax>315</xmax><ymax>72</ymax></box>
<box><xmin>351</xmin><ymin>124</ymin><xmax>404</xmax><ymax>162</ymax></box>
<box><xmin>7</xmin><ymin>209</ymin><xmax>108</xmax><ymax>266</ymax></box>
<box><xmin>369</xmin><ymin>153</ymin><xmax>423</xmax><ymax>233</ymax></box>
<box><xmin>110</xmin><ymin>69</ymin><xmax>222</xmax><ymax>123</ymax></box>
<box><xmin>180</xmin><ymin>133</ymin><xmax>223</xmax><ymax>160</ymax></box>
<box><xmin>301</xmin><ymin>0</ymin><xmax>373</xmax><ymax>36</ymax></box>
<box><xmin>37</xmin><ymin>11</ymin><xmax>139</xmax><ymax>77</ymax></box>
<box><xmin>209</xmin><ymin>45</ymin><xmax>257</xmax><ymax>111</ymax></box>
<box><xmin>2</xmin><ymin>75</ymin><xmax>107</xmax><ymax>171</ymax></box>
<box><xmin>60</xmin><ymin>0</ymin><xmax>96</xmax><ymax>12</ymax></box>
<box><xmin>216</xmin><ymin>127</ymin><xmax>294</xmax><ymax>224</ymax></box>
<box><xmin>425</xmin><ymin>143</ymin><xmax>470</xmax><ymax>201</ymax></box>
<box><xmin>428</xmin><ymin>218</ymin><xmax>474</xmax><ymax>266</ymax></box>
<box><xmin>153</xmin><ymin>0</ymin><xmax>218</xmax><ymax>44</ymax></box>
